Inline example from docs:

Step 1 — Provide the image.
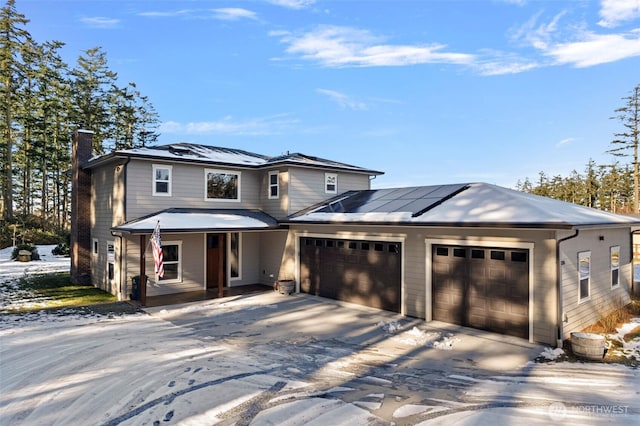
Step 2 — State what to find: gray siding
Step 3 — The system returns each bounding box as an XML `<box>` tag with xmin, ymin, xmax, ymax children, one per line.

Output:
<box><xmin>559</xmin><ymin>227</ymin><xmax>633</xmax><ymax>339</ymax></box>
<box><xmin>261</xmin><ymin>169</ymin><xmax>290</xmax><ymax>220</ymax></box>
<box><xmin>91</xmin><ymin>163</ymin><xmax>126</xmax><ymax>297</ymax></box>
<box><xmin>125</xmin><ymin>160</ymin><xmax>262</xmax><ymax>220</ymax></box>
<box><xmin>288</xmin><ymin>168</ymin><xmax>370</xmax><ymax>215</ymax></box>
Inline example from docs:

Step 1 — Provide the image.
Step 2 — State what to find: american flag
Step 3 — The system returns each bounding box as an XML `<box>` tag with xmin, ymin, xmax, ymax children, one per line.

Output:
<box><xmin>150</xmin><ymin>221</ymin><xmax>164</xmax><ymax>278</ymax></box>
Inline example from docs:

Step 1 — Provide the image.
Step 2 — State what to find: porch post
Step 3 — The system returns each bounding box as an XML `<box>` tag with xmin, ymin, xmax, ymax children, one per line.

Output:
<box><xmin>140</xmin><ymin>234</ymin><xmax>147</xmax><ymax>306</ymax></box>
<box><xmin>218</xmin><ymin>234</ymin><xmax>224</xmax><ymax>298</ymax></box>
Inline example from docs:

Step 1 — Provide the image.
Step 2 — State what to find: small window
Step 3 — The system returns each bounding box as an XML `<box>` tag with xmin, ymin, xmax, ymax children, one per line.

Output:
<box><xmin>315</xmin><ymin>239</ymin><xmax>324</xmax><ymax>247</ymax></box>
<box><xmin>153</xmin><ymin>165</ymin><xmax>172</xmax><ymax>196</ymax></box>
<box><xmin>579</xmin><ymin>251</ymin><xmax>591</xmax><ymax>301</ymax></box>
<box><xmin>158</xmin><ymin>241</ymin><xmax>182</xmax><ymax>283</ymax></box>
<box><xmin>268</xmin><ymin>171</ymin><xmax>279</xmax><ymax>199</ymax></box>
<box><xmin>107</xmin><ymin>241</ymin><xmax>115</xmax><ymax>280</ymax></box>
<box><xmin>326</xmin><ymin>240</ymin><xmax>334</xmax><ymax>248</ymax></box>
<box><xmin>229</xmin><ymin>233</ymin><xmax>240</xmax><ymax>279</ymax></box>
<box><xmin>388</xmin><ymin>244</ymin><xmax>400</xmax><ymax>254</ymax></box>
<box><xmin>490</xmin><ymin>251</ymin><xmax>505</xmax><ymax>261</ymax></box>
<box><xmin>92</xmin><ymin>239</ymin><xmax>99</xmax><ymax>256</ymax></box>
<box><xmin>348</xmin><ymin>241</ymin><xmax>357</xmax><ymax>249</ymax></box>
<box><xmin>374</xmin><ymin>243</ymin><xmax>384</xmax><ymax>252</ymax></box>
<box><xmin>436</xmin><ymin>247</ymin><xmax>448</xmax><ymax>256</ymax></box>
<box><xmin>325</xmin><ymin>173</ymin><xmax>337</xmax><ymax>194</ymax></box>
<box><xmin>453</xmin><ymin>248</ymin><xmax>466</xmax><ymax>258</ymax></box>
<box><xmin>471</xmin><ymin>249</ymin><xmax>485</xmax><ymax>259</ymax></box>
<box><xmin>361</xmin><ymin>242</ymin><xmax>370</xmax><ymax>251</ymax></box>
<box><xmin>511</xmin><ymin>251</ymin><xmax>528</xmax><ymax>262</ymax></box>
<box><xmin>337</xmin><ymin>240</ymin><xmax>345</xmax><ymax>248</ymax></box>
<box><xmin>304</xmin><ymin>238</ymin><xmax>312</xmax><ymax>246</ymax></box>
<box><xmin>611</xmin><ymin>246</ymin><xmax>620</xmax><ymax>288</ymax></box>
<box><xmin>205</xmin><ymin>169</ymin><xmax>240</xmax><ymax>201</ymax></box>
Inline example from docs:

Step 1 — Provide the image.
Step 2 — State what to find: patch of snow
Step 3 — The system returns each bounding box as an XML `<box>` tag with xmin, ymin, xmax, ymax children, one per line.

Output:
<box><xmin>539</xmin><ymin>347</ymin><xmax>565</xmax><ymax>360</ymax></box>
<box><xmin>393</xmin><ymin>404</ymin><xmax>449</xmax><ymax>418</ymax></box>
<box><xmin>377</xmin><ymin>320</ymin><xmax>402</xmax><ymax>333</ymax></box>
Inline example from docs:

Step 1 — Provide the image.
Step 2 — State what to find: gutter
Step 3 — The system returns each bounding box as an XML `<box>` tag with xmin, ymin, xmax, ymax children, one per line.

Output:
<box><xmin>556</xmin><ymin>228</ymin><xmax>580</xmax><ymax>348</ymax></box>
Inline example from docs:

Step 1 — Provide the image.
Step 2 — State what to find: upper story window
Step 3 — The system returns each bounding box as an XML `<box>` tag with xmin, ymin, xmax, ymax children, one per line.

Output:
<box><xmin>578</xmin><ymin>251</ymin><xmax>591</xmax><ymax>302</ymax></box>
<box><xmin>205</xmin><ymin>169</ymin><xmax>240</xmax><ymax>201</ymax></box>
<box><xmin>611</xmin><ymin>246</ymin><xmax>620</xmax><ymax>288</ymax></box>
<box><xmin>325</xmin><ymin>173</ymin><xmax>337</xmax><ymax>194</ymax></box>
<box><xmin>153</xmin><ymin>165</ymin><xmax>172</xmax><ymax>196</ymax></box>
<box><xmin>268</xmin><ymin>171</ymin><xmax>279</xmax><ymax>199</ymax></box>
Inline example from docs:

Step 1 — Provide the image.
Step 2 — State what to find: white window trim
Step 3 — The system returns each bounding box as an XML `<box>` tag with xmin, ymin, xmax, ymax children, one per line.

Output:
<box><xmin>92</xmin><ymin>238</ymin><xmax>99</xmax><ymax>256</ymax></box>
<box><xmin>578</xmin><ymin>251</ymin><xmax>591</xmax><ymax>303</ymax></box>
<box><xmin>107</xmin><ymin>240</ymin><xmax>115</xmax><ymax>282</ymax></box>
<box><xmin>204</xmin><ymin>169</ymin><xmax>241</xmax><ymax>202</ymax></box>
<box><xmin>155</xmin><ymin>241</ymin><xmax>182</xmax><ymax>284</ymax></box>
<box><xmin>228</xmin><ymin>232</ymin><xmax>242</xmax><ymax>281</ymax></box>
<box><xmin>611</xmin><ymin>245</ymin><xmax>620</xmax><ymax>289</ymax></box>
<box><xmin>325</xmin><ymin>173</ymin><xmax>337</xmax><ymax>194</ymax></box>
<box><xmin>152</xmin><ymin>164</ymin><xmax>172</xmax><ymax>196</ymax></box>
<box><xmin>268</xmin><ymin>171</ymin><xmax>279</xmax><ymax>200</ymax></box>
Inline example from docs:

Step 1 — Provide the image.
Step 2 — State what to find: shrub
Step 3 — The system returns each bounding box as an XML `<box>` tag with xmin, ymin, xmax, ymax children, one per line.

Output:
<box><xmin>11</xmin><ymin>244</ymin><xmax>40</xmax><ymax>261</ymax></box>
<box><xmin>52</xmin><ymin>242</ymin><xmax>70</xmax><ymax>257</ymax></box>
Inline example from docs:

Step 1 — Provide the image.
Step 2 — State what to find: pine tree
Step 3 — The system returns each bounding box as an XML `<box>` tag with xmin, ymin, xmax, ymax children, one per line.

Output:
<box><xmin>0</xmin><ymin>0</ymin><xmax>31</xmax><ymax>221</ymax></box>
<box><xmin>608</xmin><ymin>84</ymin><xmax>640</xmax><ymax>213</ymax></box>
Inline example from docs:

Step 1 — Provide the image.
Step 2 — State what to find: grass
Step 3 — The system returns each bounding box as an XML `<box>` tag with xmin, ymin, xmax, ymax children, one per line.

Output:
<box><xmin>2</xmin><ymin>271</ymin><xmax>124</xmax><ymax>314</ymax></box>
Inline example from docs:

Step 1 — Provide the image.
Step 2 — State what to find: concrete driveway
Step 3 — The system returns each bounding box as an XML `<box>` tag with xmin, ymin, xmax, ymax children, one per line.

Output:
<box><xmin>145</xmin><ymin>291</ymin><xmax>544</xmax><ymax>374</ymax></box>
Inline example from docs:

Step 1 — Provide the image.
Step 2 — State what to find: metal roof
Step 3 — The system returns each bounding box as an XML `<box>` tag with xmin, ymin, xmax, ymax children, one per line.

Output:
<box><xmin>288</xmin><ymin>182</ymin><xmax>640</xmax><ymax>229</ymax></box>
<box><xmin>86</xmin><ymin>142</ymin><xmax>383</xmax><ymax>175</ymax></box>
<box><xmin>111</xmin><ymin>208</ymin><xmax>283</xmax><ymax>234</ymax></box>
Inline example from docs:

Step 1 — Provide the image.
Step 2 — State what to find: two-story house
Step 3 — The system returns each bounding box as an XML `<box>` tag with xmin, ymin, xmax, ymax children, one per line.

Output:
<box><xmin>70</xmin><ymin>130</ymin><xmax>640</xmax><ymax>346</ymax></box>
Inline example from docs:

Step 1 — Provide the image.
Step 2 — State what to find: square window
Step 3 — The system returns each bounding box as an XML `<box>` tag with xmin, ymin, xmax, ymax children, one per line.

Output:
<box><xmin>490</xmin><ymin>250</ymin><xmax>505</xmax><ymax>261</ymax></box>
<box><xmin>325</xmin><ymin>173</ymin><xmax>337</xmax><ymax>194</ymax></box>
<box><xmin>206</xmin><ymin>169</ymin><xmax>240</xmax><ymax>201</ymax></box>
<box><xmin>436</xmin><ymin>247</ymin><xmax>448</xmax><ymax>256</ymax></box>
<box><xmin>471</xmin><ymin>249</ymin><xmax>485</xmax><ymax>259</ymax></box>
<box><xmin>153</xmin><ymin>165</ymin><xmax>172</xmax><ymax>196</ymax></box>
<box><xmin>453</xmin><ymin>248</ymin><xmax>466</xmax><ymax>258</ymax></box>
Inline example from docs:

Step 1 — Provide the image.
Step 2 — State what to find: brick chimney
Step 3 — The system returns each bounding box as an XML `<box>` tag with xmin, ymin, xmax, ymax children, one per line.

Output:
<box><xmin>70</xmin><ymin>129</ymin><xmax>93</xmax><ymax>285</ymax></box>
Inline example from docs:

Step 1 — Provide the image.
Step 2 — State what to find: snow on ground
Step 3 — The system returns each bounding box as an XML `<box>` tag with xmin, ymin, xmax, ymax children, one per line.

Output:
<box><xmin>2</xmin><ymin>246</ymin><xmax>640</xmax><ymax>425</ymax></box>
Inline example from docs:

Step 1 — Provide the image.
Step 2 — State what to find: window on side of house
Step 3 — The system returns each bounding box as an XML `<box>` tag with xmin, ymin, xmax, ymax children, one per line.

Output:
<box><xmin>107</xmin><ymin>241</ymin><xmax>115</xmax><ymax>280</ymax></box>
<box><xmin>153</xmin><ymin>165</ymin><xmax>172</xmax><ymax>196</ymax></box>
<box><xmin>611</xmin><ymin>246</ymin><xmax>620</xmax><ymax>288</ymax></box>
<box><xmin>157</xmin><ymin>241</ymin><xmax>182</xmax><ymax>283</ymax></box>
<box><xmin>92</xmin><ymin>239</ymin><xmax>99</xmax><ymax>256</ymax></box>
<box><xmin>325</xmin><ymin>173</ymin><xmax>337</xmax><ymax>194</ymax></box>
<box><xmin>205</xmin><ymin>169</ymin><xmax>240</xmax><ymax>201</ymax></box>
<box><xmin>578</xmin><ymin>251</ymin><xmax>591</xmax><ymax>301</ymax></box>
<box><xmin>268</xmin><ymin>171</ymin><xmax>279</xmax><ymax>199</ymax></box>
<box><xmin>229</xmin><ymin>232</ymin><xmax>241</xmax><ymax>279</ymax></box>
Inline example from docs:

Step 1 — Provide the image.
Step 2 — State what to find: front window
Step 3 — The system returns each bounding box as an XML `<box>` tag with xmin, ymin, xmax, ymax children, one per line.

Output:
<box><xmin>325</xmin><ymin>173</ymin><xmax>337</xmax><ymax>194</ymax></box>
<box><xmin>153</xmin><ymin>165</ymin><xmax>172</xmax><ymax>196</ymax></box>
<box><xmin>157</xmin><ymin>241</ymin><xmax>182</xmax><ymax>282</ymax></box>
<box><xmin>205</xmin><ymin>169</ymin><xmax>240</xmax><ymax>201</ymax></box>
<box><xmin>578</xmin><ymin>251</ymin><xmax>591</xmax><ymax>301</ymax></box>
<box><xmin>611</xmin><ymin>246</ymin><xmax>620</xmax><ymax>288</ymax></box>
<box><xmin>268</xmin><ymin>171</ymin><xmax>279</xmax><ymax>199</ymax></box>
<box><xmin>229</xmin><ymin>232</ymin><xmax>240</xmax><ymax>279</ymax></box>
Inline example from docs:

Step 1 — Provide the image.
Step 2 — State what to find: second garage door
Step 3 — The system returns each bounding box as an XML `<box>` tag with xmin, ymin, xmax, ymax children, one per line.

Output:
<box><xmin>432</xmin><ymin>244</ymin><xmax>529</xmax><ymax>339</ymax></box>
<box><xmin>300</xmin><ymin>237</ymin><xmax>401</xmax><ymax>312</ymax></box>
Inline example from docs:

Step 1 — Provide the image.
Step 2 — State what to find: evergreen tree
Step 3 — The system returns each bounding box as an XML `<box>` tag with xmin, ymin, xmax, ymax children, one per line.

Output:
<box><xmin>608</xmin><ymin>84</ymin><xmax>640</xmax><ymax>213</ymax></box>
<box><xmin>0</xmin><ymin>0</ymin><xmax>30</xmax><ymax>221</ymax></box>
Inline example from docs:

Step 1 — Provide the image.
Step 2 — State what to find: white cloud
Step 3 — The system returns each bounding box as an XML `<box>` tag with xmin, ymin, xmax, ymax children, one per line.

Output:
<box><xmin>273</xmin><ymin>25</ymin><xmax>475</xmax><ymax>68</ymax></box>
<box><xmin>598</xmin><ymin>0</ymin><xmax>640</xmax><ymax>28</ymax></box>
<box><xmin>80</xmin><ymin>17</ymin><xmax>120</xmax><ymax>29</ymax></box>
<box><xmin>546</xmin><ymin>30</ymin><xmax>640</xmax><ymax>67</ymax></box>
<box><xmin>212</xmin><ymin>8</ymin><xmax>258</xmax><ymax>21</ymax></box>
<box><xmin>556</xmin><ymin>137</ymin><xmax>578</xmax><ymax>147</ymax></box>
<box><xmin>139</xmin><ymin>8</ymin><xmax>257</xmax><ymax>21</ymax></box>
<box><xmin>267</xmin><ymin>0</ymin><xmax>316</xmax><ymax>9</ymax></box>
<box><xmin>316</xmin><ymin>89</ymin><xmax>368</xmax><ymax>110</ymax></box>
<box><xmin>160</xmin><ymin>114</ymin><xmax>299</xmax><ymax>136</ymax></box>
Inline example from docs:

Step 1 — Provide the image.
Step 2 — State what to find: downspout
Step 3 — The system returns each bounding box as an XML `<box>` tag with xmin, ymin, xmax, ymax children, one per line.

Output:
<box><xmin>556</xmin><ymin>228</ymin><xmax>580</xmax><ymax>348</ymax></box>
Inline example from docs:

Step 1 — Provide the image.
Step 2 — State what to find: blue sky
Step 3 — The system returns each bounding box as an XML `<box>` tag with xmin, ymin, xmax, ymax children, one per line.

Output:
<box><xmin>20</xmin><ymin>0</ymin><xmax>640</xmax><ymax>188</ymax></box>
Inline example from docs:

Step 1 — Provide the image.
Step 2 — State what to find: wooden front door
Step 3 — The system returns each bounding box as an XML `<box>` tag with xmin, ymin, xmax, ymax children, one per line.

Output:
<box><xmin>207</xmin><ymin>234</ymin><xmax>226</xmax><ymax>296</ymax></box>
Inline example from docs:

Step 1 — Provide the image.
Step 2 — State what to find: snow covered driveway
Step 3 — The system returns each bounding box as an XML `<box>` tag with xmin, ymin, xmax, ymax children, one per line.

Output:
<box><xmin>1</xmin><ymin>247</ymin><xmax>640</xmax><ymax>425</ymax></box>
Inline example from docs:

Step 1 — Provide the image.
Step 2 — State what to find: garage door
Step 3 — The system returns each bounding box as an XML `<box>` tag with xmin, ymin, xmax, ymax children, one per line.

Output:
<box><xmin>300</xmin><ymin>237</ymin><xmax>401</xmax><ymax>312</ymax></box>
<box><xmin>432</xmin><ymin>245</ymin><xmax>529</xmax><ymax>339</ymax></box>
